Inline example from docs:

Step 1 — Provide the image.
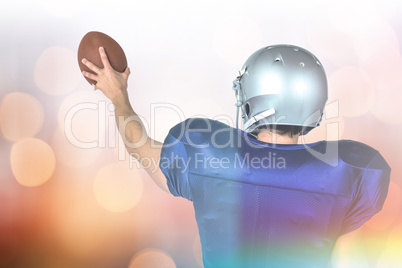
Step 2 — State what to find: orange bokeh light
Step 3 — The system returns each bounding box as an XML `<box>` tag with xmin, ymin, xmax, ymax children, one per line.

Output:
<box><xmin>10</xmin><ymin>138</ymin><xmax>56</xmax><ymax>187</ymax></box>
<box><xmin>129</xmin><ymin>248</ymin><xmax>176</xmax><ymax>268</ymax></box>
<box><xmin>376</xmin><ymin>222</ymin><xmax>402</xmax><ymax>268</ymax></box>
<box><xmin>0</xmin><ymin>92</ymin><xmax>44</xmax><ymax>141</ymax></box>
<box><xmin>93</xmin><ymin>162</ymin><xmax>144</xmax><ymax>213</ymax></box>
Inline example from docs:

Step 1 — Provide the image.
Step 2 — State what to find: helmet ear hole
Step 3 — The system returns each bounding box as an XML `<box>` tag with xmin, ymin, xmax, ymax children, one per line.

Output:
<box><xmin>244</xmin><ymin>103</ymin><xmax>251</xmax><ymax>117</ymax></box>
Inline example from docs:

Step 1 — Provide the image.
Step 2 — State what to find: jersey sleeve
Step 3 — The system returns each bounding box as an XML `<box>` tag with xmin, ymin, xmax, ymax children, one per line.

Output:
<box><xmin>340</xmin><ymin>152</ymin><xmax>391</xmax><ymax>235</ymax></box>
<box><xmin>159</xmin><ymin>124</ymin><xmax>192</xmax><ymax>201</ymax></box>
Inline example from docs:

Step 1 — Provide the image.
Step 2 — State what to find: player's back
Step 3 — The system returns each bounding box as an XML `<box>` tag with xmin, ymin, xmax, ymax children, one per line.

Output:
<box><xmin>160</xmin><ymin>118</ymin><xmax>390</xmax><ymax>268</ymax></box>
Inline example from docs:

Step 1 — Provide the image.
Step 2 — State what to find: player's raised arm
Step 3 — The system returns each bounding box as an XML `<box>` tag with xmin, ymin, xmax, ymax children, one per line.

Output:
<box><xmin>81</xmin><ymin>47</ymin><xmax>169</xmax><ymax>193</ymax></box>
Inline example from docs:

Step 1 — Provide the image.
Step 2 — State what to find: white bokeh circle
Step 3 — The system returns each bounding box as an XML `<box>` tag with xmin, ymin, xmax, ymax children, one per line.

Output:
<box><xmin>328</xmin><ymin>66</ymin><xmax>375</xmax><ymax>117</ymax></box>
<box><xmin>34</xmin><ymin>46</ymin><xmax>81</xmax><ymax>96</ymax></box>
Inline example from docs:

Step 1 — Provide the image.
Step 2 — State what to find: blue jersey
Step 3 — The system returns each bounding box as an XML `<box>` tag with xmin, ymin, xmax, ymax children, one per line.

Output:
<box><xmin>159</xmin><ymin>118</ymin><xmax>390</xmax><ymax>268</ymax></box>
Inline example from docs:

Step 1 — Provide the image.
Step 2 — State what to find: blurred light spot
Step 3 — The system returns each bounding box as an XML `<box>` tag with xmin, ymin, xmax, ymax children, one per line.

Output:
<box><xmin>377</xmin><ymin>249</ymin><xmax>402</xmax><ymax>268</ymax></box>
<box><xmin>34</xmin><ymin>46</ymin><xmax>81</xmax><ymax>96</ymax></box>
<box><xmin>331</xmin><ymin>228</ymin><xmax>372</xmax><ymax>268</ymax></box>
<box><xmin>307</xmin><ymin>27</ymin><xmax>355</xmax><ymax>67</ymax></box>
<box><xmin>94</xmin><ymin>162</ymin><xmax>143</xmax><ymax>213</ymax></box>
<box><xmin>0</xmin><ymin>92</ymin><xmax>44</xmax><ymax>141</ymax></box>
<box><xmin>371</xmin><ymin>89</ymin><xmax>402</xmax><ymax>125</ymax></box>
<box><xmin>52</xmin><ymin>127</ymin><xmax>100</xmax><ymax>168</ymax></box>
<box><xmin>58</xmin><ymin>90</ymin><xmax>107</xmax><ymax>148</ymax></box>
<box><xmin>366</xmin><ymin>180</ymin><xmax>401</xmax><ymax>231</ymax></box>
<box><xmin>10</xmin><ymin>138</ymin><xmax>55</xmax><ymax>187</ymax></box>
<box><xmin>372</xmin><ymin>57</ymin><xmax>402</xmax><ymax>94</ymax></box>
<box><xmin>129</xmin><ymin>248</ymin><xmax>176</xmax><ymax>268</ymax></box>
<box><xmin>193</xmin><ymin>234</ymin><xmax>203</xmax><ymax>267</ymax></box>
<box><xmin>353</xmin><ymin>20</ymin><xmax>400</xmax><ymax>77</ymax></box>
<box><xmin>331</xmin><ymin>12</ymin><xmax>402</xmax><ymax>124</ymax></box>
<box><xmin>328</xmin><ymin>66</ymin><xmax>375</xmax><ymax>117</ymax></box>
<box><xmin>371</xmin><ymin>57</ymin><xmax>402</xmax><ymax>124</ymax></box>
<box><xmin>213</xmin><ymin>16</ymin><xmax>262</xmax><ymax>65</ymax></box>
<box><xmin>377</xmin><ymin>223</ymin><xmax>402</xmax><ymax>268</ymax></box>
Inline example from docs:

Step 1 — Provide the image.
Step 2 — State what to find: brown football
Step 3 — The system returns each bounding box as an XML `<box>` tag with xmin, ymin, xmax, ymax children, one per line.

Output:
<box><xmin>77</xmin><ymin>31</ymin><xmax>127</xmax><ymax>85</ymax></box>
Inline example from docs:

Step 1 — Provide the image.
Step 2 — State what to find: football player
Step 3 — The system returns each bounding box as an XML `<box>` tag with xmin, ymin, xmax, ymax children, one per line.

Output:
<box><xmin>82</xmin><ymin>45</ymin><xmax>390</xmax><ymax>267</ymax></box>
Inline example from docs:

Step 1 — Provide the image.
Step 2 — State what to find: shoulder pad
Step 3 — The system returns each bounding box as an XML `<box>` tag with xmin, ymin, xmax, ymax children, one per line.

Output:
<box><xmin>339</xmin><ymin>140</ymin><xmax>384</xmax><ymax>169</ymax></box>
<box><xmin>168</xmin><ymin>118</ymin><xmax>235</xmax><ymax>146</ymax></box>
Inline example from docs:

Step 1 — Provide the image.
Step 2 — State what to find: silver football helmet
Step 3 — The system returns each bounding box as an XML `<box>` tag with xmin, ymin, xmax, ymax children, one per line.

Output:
<box><xmin>233</xmin><ymin>44</ymin><xmax>328</xmax><ymax>135</ymax></box>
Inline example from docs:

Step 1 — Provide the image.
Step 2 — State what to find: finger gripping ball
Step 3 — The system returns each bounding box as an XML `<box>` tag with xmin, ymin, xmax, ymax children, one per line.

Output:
<box><xmin>77</xmin><ymin>31</ymin><xmax>127</xmax><ymax>85</ymax></box>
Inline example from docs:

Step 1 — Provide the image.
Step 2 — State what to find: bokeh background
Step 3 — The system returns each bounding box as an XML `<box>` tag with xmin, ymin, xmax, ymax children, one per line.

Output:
<box><xmin>1</xmin><ymin>0</ymin><xmax>402</xmax><ymax>267</ymax></box>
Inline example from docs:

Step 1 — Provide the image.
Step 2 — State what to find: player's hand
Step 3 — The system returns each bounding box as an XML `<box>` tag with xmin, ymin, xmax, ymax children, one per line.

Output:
<box><xmin>81</xmin><ymin>47</ymin><xmax>131</xmax><ymax>105</ymax></box>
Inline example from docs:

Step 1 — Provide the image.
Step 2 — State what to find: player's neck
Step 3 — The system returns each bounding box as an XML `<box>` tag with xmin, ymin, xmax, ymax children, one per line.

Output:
<box><xmin>257</xmin><ymin>131</ymin><xmax>299</xmax><ymax>145</ymax></box>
